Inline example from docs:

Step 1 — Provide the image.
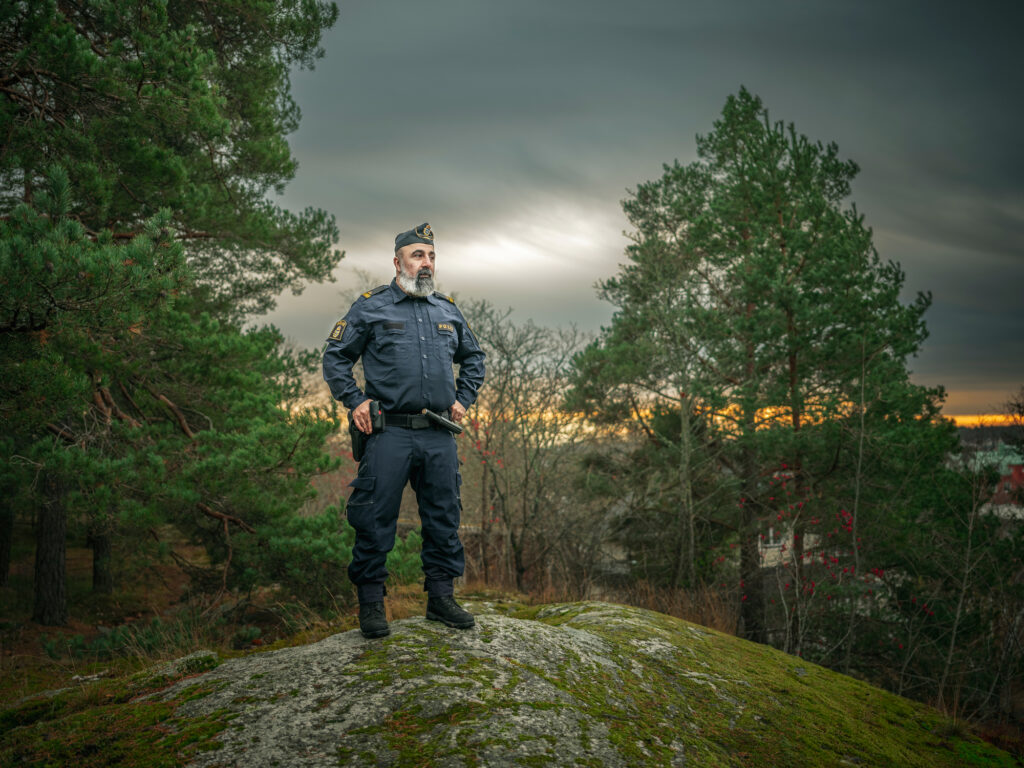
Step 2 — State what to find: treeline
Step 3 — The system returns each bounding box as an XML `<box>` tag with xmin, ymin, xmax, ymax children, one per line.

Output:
<box><xmin>454</xmin><ymin>92</ymin><xmax>1024</xmax><ymax>724</ymax></box>
<box><xmin>0</xmin><ymin>1</ymin><xmax>348</xmax><ymax>623</ymax></box>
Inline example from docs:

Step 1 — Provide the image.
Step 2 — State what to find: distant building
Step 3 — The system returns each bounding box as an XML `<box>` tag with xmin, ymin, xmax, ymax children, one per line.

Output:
<box><xmin>986</xmin><ymin>463</ymin><xmax>1024</xmax><ymax>519</ymax></box>
<box><xmin>758</xmin><ymin>525</ymin><xmax>824</xmax><ymax>568</ymax></box>
<box><xmin>994</xmin><ymin>464</ymin><xmax>1024</xmax><ymax>503</ymax></box>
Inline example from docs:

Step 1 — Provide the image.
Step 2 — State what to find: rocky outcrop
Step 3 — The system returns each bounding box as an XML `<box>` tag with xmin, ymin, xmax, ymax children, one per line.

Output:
<box><xmin>151</xmin><ymin>601</ymin><xmax>1013</xmax><ymax>767</ymax></box>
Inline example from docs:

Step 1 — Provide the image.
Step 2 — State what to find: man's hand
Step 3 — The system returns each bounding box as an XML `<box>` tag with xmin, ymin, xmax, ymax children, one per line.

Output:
<box><xmin>450</xmin><ymin>401</ymin><xmax>466</xmax><ymax>423</ymax></box>
<box><xmin>353</xmin><ymin>398</ymin><xmax>373</xmax><ymax>434</ymax></box>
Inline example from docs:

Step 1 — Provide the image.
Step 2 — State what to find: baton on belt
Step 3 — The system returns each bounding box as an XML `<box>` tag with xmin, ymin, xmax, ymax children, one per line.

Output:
<box><xmin>422</xmin><ymin>408</ymin><xmax>464</xmax><ymax>435</ymax></box>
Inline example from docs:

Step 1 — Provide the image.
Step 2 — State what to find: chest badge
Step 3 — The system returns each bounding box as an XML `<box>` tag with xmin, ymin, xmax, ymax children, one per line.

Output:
<box><xmin>437</xmin><ymin>322</ymin><xmax>455</xmax><ymax>333</ymax></box>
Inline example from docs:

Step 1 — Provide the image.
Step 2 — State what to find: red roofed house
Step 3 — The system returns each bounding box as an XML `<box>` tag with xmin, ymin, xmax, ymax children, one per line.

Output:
<box><xmin>986</xmin><ymin>463</ymin><xmax>1024</xmax><ymax>519</ymax></box>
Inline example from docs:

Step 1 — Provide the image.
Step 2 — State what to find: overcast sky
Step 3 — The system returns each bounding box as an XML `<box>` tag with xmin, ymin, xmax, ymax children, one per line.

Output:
<box><xmin>260</xmin><ymin>0</ymin><xmax>1024</xmax><ymax>416</ymax></box>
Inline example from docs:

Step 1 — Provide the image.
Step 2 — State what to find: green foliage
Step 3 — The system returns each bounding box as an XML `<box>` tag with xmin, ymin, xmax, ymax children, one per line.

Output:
<box><xmin>567</xmin><ymin>88</ymin><xmax>996</xmax><ymax>715</ymax></box>
<box><xmin>40</xmin><ymin>614</ymin><xmax>209</xmax><ymax>660</ymax></box>
<box><xmin>387</xmin><ymin>528</ymin><xmax>425</xmax><ymax>586</ymax></box>
<box><xmin>231</xmin><ymin>624</ymin><xmax>261</xmax><ymax>649</ymax></box>
<box><xmin>0</xmin><ymin>0</ymin><xmax>341</xmax><ymax>317</ymax></box>
<box><xmin>0</xmin><ymin>167</ymin><xmax>186</xmax><ymax>440</ymax></box>
<box><xmin>593</xmin><ymin>404</ymin><xmax>736</xmax><ymax>590</ymax></box>
<box><xmin>0</xmin><ymin>2</ymin><xmax>343</xmax><ymax>621</ymax></box>
<box><xmin>236</xmin><ymin>507</ymin><xmax>353</xmax><ymax>606</ymax></box>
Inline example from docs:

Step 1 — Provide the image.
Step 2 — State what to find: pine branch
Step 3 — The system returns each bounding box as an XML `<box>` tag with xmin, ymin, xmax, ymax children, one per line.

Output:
<box><xmin>197</xmin><ymin>503</ymin><xmax>256</xmax><ymax>534</ymax></box>
<box><xmin>46</xmin><ymin>423</ymin><xmax>76</xmax><ymax>442</ymax></box>
<box><xmin>117</xmin><ymin>379</ymin><xmax>146</xmax><ymax>420</ymax></box>
<box><xmin>100</xmin><ymin>385</ymin><xmax>141</xmax><ymax>428</ymax></box>
<box><xmin>147</xmin><ymin>388</ymin><xmax>196</xmax><ymax>439</ymax></box>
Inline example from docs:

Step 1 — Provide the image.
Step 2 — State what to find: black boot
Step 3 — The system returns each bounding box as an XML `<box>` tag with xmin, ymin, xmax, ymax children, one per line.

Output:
<box><xmin>358</xmin><ymin>601</ymin><xmax>389</xmax><ymax>638</ymax></box>
<box><xmin>426</xmin><ymin>595</ymin><xmax>475</xmax><ymax>629</ymax></box>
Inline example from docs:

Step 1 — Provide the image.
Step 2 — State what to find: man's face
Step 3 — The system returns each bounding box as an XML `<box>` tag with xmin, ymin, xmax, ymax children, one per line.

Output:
<box><xmin>394</xmin><ymin>244</ymin><xmax>436</xmax><ymax>297</ymax></box>
<box><xmin>394</xmin><ymin>244</ymin><xmax>436</xmax><ymax>280</ymax></box>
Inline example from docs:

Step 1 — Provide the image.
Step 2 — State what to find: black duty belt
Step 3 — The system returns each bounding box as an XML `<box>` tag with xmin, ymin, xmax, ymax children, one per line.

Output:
<box><xmin>383</xmin><ymin>410</ymin><xmax>451</xmax><ymax>429</ymax></box>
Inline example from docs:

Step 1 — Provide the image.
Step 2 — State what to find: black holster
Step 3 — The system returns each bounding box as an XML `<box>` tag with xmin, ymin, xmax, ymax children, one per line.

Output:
<box><xmin>348</xmin><ymin>417</ymin><xmax>366</xmax><ymax>462</ymax></box>
<box><xmin>348</xmin><ymin>400</ymin><xmax>383</xmax><ymax>462</ymax></box>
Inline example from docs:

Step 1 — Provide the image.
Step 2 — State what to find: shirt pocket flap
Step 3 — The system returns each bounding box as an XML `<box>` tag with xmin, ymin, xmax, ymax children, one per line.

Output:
<box><xmin>348</xmin><ymin>476</ymin><xmax>376</xmax><ymax>491</ymax></box>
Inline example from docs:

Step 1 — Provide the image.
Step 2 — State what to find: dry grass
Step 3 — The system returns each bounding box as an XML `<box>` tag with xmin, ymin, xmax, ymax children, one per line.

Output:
<box><xmin>455</xmin><ymin>571</ymin><xmax>739</xmax><ymax>638</ymax></box>
<box><xmin>384</xmin><ymin>582</ymin><xmax>430</xmax><ymax>622</ymax></box>
<box><xmin>608</xmin><ymin>580</ymin><xmax>738</xmax><ymax>634</ymax></box>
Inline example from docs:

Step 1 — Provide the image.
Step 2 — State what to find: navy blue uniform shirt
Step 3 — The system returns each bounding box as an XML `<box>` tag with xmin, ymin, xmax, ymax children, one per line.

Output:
<box><xmin>323</xmin><ymin>279</ymin><xmax>486</xmax><ymax>413</ymax></box>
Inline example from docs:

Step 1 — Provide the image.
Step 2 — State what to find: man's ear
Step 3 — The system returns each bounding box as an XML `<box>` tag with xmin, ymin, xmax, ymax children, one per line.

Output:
<box><xmin>393</xmin><ymin>254</ymin><xmax>400</xmax><ymax>274</ymax></box>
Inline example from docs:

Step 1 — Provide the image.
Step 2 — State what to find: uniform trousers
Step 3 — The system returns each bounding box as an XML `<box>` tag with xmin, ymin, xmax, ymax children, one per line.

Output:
<box><xmin>346</xmin><ymin>425</ymin><xmax>464</xmax><ymax>603</ymax></box>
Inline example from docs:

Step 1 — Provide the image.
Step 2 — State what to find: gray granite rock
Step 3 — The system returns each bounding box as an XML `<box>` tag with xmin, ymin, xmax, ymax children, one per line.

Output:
<box><xmin>145</xmin><ymin>601</ymin><xmax>999</xmax><ymax>768</ymax></box>
<box><xmin>153</xmin><ymin>602</ymin><xmax>721</xmax><ymax>766</ymax></box>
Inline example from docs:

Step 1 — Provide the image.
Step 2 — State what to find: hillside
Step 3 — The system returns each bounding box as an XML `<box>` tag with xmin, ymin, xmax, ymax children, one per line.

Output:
<box><xmin>1</xmin><ymin>600</ymin><xmax>1015</xmax><ymax>767</ymax></box>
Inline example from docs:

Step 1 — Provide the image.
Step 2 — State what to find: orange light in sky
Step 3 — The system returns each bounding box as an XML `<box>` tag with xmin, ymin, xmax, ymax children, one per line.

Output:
<box><xmin>947</xmin><ymin>414</ymin><xmax>1014</xmax><ymax>428</ymax></box>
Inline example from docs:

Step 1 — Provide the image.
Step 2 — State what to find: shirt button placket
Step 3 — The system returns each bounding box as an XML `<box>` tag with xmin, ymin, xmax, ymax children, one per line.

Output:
<box><xmin>416</xmin><ymin>304</ymin><xmax>429</xmax><ymax>401</ymax></box>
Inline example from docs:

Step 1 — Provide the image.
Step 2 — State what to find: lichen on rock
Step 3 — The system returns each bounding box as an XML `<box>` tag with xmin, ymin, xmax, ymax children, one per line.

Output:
<box><xmin>149</xmin><ymin>601</ymin><xmax>1015</xmax><ymax>767</ymax></box>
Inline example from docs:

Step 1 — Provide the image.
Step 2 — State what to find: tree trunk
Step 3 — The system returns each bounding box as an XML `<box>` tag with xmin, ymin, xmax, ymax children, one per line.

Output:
<box><xmin>0</xmin><ymin>505</ymin><xmax>13</xmax><ymax>587</ymax></box>
<box><xmin>673</xmin><ymin>396</ymin><xmax>696</xmax><ymax>590</ymax></box>
<box><xmin>787</xmin><ymin>320</ymin><xmax>805</xmax><ymax>656</ymax></box>
<box><xmin>513</xmin><ymin>539</ymin><xmax>527</xmax><ymax>593</ymax></box>
<box><xmin>89</xmin><ymin>527</ymin><xmax>114</xmax><ymax>594</ymax></box>
<box><xmin>739</xmin><ymin>522</ymin><xmax>766</xmax><ymax>642</ymax></box>
<box><xmin>738</xmin><ymin>316</ymin><xmax>766</xmax><ymax>643</ymax></box>
<box><xmin>843</xmin><ymin>342</ymin><xmax>868</xmax><ymax>674</ymax></box>
<box><xmin>480</xmin><ymin>468</ymin><xmax>490</xmax><ymax>584</ymax></box>
<box><xmin>938</xmin><ymin>479</ymin><xmax>980</xmax><ymax>711</ymax></box>
<box><xmin>739</xmin><ymin>447</ymin><xmax>766</xmax><ymax>643</ymax></box>
<box><xmin>33</xmin><ymin>472</ymin><xmax>68</xmax><ymax>626</ymax></box>
<box><xmin>789</xmin><ymin>514</ymin><xmax>805</xmax><ymax>655</ymax></box>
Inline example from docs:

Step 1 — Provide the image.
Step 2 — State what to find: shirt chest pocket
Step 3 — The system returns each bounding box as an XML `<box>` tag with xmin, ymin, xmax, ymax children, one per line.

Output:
<box><xmin>373</xmin><ymin>321</ymin><xmax>408</xmax><ymax>352</ymax></box>
<box><xmin>435</xmin><ymin>321</ymin><xmax>458</xmax><ymax>355</ymax></box>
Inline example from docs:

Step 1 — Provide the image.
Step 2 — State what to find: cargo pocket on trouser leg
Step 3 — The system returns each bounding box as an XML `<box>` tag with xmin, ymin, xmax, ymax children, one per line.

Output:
<box><xmin>346</xmin><ymin>476</ymin><xmax>376</xmax><ymax>533</ymax></box>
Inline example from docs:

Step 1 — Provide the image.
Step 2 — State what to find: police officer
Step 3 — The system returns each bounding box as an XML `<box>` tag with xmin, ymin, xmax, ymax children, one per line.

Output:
<box><xmin>323</xmin><ymin>223</ymin><xmax>485</xmax><ymax>638</ymax></box>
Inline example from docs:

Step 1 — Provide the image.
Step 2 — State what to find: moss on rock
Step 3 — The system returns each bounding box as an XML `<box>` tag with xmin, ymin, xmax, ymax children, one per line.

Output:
<box><xmin>1</xmin><ymin>601</ymin><xmax>1017</xmax><ymax>767</ymax></box>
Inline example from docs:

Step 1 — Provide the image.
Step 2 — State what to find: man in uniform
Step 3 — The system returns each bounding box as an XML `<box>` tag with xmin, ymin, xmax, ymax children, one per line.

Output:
<box><xmin>323</xmin><ymin>223</ymin><xmax>486</xmax><ymax>638</ymax></box>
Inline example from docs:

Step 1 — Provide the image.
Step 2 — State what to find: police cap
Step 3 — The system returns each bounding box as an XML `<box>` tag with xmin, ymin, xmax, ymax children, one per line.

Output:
<box><xmin>395</xmin><ymin>223</ymin><xmax>434</xmax><ymax>251</ymax></box>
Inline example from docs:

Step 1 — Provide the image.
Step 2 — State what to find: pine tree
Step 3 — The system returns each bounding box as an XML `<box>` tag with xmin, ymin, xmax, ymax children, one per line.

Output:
<box><xmin>570</xmin><ymin>89</ymin><xmax>952</xmax><ymax>644</ymax></box>
<box><xmin>0</xmin><ymin>167</ymin><xmax>187</xmax><ymax>621</ymax></box>
<box><xmin>0</xmin><ymin>0</ymin><xmax>340</xmax><ymax>317</ymax></box>
<box><xmin>0</xmin><ymin>2</ymin><xmax>343</xmax><ymax>623</ymax></box>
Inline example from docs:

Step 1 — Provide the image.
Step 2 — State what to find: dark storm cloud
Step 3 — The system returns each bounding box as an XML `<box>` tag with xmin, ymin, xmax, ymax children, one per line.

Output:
<box><xmin>266</xmin><ymin>0</ymin><xmax>1024</xmax><ymax>414</ymax></box>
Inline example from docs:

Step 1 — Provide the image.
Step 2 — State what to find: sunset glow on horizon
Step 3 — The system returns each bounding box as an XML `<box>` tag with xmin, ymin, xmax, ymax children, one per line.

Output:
<box><xmin>948</xmin><ymin>414</ymin><xmax>1016</xmax><ymax>428</ymax></box>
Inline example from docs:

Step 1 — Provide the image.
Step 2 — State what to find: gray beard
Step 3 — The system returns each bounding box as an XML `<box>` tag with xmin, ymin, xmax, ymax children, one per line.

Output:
<box><xmin>398</xmin><ymin>271</ymin><xmax>434</xmax><ymax>298</ymax></box>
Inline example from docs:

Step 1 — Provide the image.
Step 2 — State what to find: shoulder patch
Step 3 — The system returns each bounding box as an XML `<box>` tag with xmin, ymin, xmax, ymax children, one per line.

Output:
<box><xmin>361</xmin><ymin>284</ymin><xmax>389</xmax><ymax>299</ymax></box>
<box><xmin>432</xmin><ymin>290</ymin><xmax>455</xmax><ymax>304</ymax></box>
<box><xmin>329</xmin><ymin>318</ymin><xmax>346</xmax><ymax>340</ymax></box>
